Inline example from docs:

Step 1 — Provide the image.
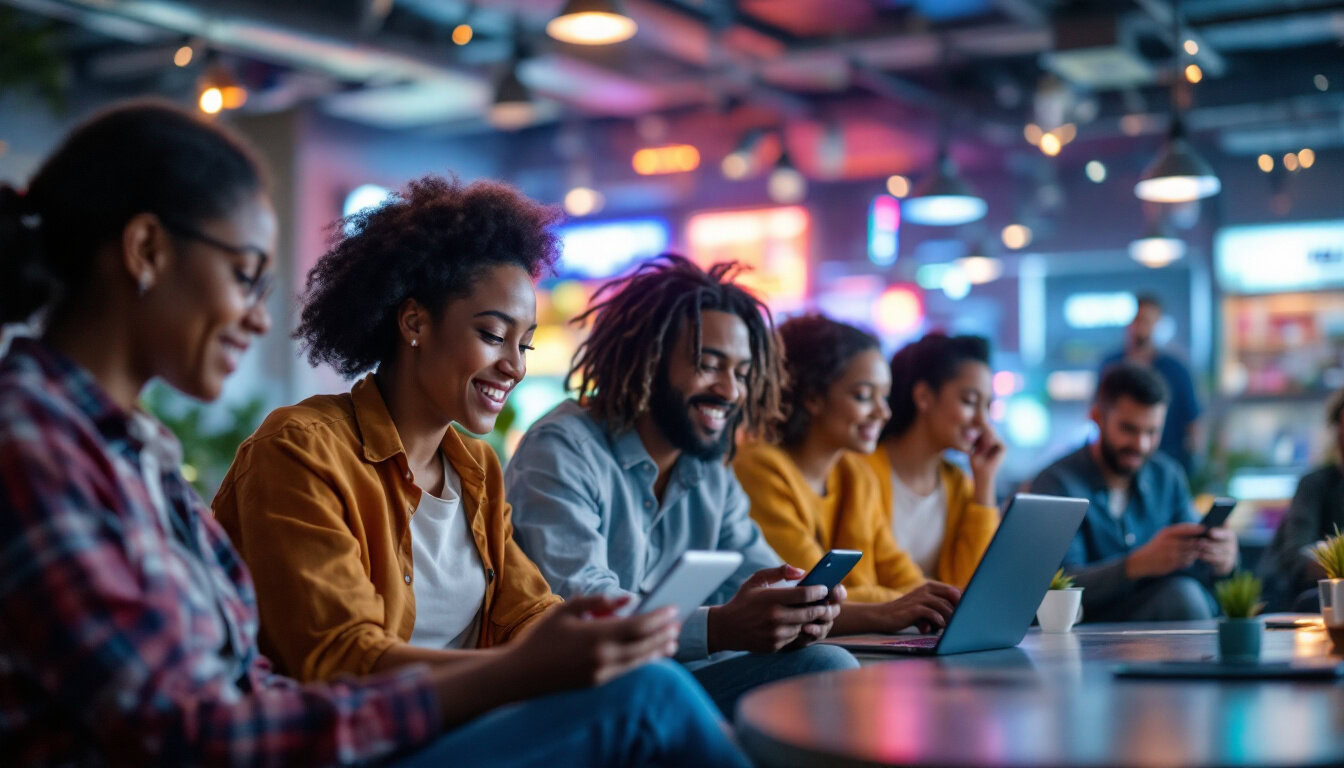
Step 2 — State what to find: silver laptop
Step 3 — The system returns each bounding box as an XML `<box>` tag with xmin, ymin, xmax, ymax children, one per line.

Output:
<box><xmin>829</xmin><ymin>493</ymin><xmax>1088</xmax><ymax>656</ymax></box>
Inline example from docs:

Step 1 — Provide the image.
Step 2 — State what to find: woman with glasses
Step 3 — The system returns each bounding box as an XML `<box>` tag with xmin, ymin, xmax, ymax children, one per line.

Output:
<box><xmin>0</xmin><ymin>101</ymin><xmax>747</xmax><ymax>768</ymax></box>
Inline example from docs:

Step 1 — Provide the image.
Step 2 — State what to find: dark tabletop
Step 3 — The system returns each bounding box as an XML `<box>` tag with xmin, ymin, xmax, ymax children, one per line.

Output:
<box><xmin>737</xmin><ymin>623</ymin><xmax>1344</xmax><ymax>767</ymax></box>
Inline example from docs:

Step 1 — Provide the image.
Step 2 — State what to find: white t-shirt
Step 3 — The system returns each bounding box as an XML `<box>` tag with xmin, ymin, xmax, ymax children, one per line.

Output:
<box><xmin>1108</xmin><ymin>487</ymin><xmax>1129</xmax><ymax>521</ymax></box>
<box><xmin>408</xmin><ymin>452</ymin><xmax>485</xmax><ymax>650</ymax></box>
<box><xmin>890</xmin><ymin>470</ymin><xmax>948</xmax><ymax>577</ymax></box>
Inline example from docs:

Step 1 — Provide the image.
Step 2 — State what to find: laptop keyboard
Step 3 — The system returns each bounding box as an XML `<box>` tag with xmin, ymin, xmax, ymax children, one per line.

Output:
<box><xmin>882</xmin><ymin>636</ymin><xmax>940</xmax><ymax>648</ymax></box>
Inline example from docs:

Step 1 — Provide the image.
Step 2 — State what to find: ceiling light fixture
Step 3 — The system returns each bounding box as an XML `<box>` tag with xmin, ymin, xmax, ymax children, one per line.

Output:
<box><xmin>903</xmin><ymin>150</ymin><xmax>987</xmax><ymax>226</ymax></box>
<box><xmin>1134</xmin><ymin>3</ymin><xmax>1219</xmax><ymax>204</ymax></box>
<box><xmin>767</xmin><ymin>147</ymin><xmax>807</xmax><ymax>204</ymax></box>
<box><xmin>489</xmin><ymin>51</ymin><xmax>536</xmax><ymax>130</ymax></box>
<box><xmin>546</xmin><ymin>0</ymin><xmax>637</xmax><ymax>46</ymax></box>
<box><xmin>1129</xmin><ymin>220</ymin><xmax>1186</xmax><ymax>268</ymax></box>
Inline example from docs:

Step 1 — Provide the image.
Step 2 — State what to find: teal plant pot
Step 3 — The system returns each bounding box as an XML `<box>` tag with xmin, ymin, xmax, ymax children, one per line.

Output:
<box><xmin>1218</xmin><ymin>618</ymin><xmax>1263</xmax><ymax>663</ymax></box>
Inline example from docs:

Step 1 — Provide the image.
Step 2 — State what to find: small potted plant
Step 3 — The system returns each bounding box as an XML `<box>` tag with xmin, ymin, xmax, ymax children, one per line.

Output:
<box><xmin>1311</xmin><ymin>526</ymin><xmax>1344</xmax><ymax>649</ymax></box>
<box><xmin>1215</xmin><ymin>571</ymin><xmax>1264</xmax><ymax>663</ymax></box>
<box><xmin>1036</xmin><ymin>569</ymin><xmax>1083</xmax><ymax>633</ymax></box>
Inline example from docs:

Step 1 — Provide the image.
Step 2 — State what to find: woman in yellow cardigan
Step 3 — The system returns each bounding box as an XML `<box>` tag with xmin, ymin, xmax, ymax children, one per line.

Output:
<box><xmin>866</xmin><ymin>333</ymin><xmax>1004</xmax><ymax>590</ymax></box>
<box><xmin>736</xmin><ymin>315</ymin><xmax>961</xmax><ymax>635</ymax></box>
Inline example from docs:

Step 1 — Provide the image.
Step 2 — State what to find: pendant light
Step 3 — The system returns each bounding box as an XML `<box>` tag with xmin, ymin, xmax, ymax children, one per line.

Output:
<box><xmin>1134</xmin><ymin>117</ymin><xmax>1221</xmax><ymax>202</ymax></box>
<box><xmin>902</xmin><ymin>39</ymin><xmax>987</xmax><ymax>226</ymax></box>
<box><xmin>1133</xmin><ymin>0</ymin><xmax>1220</xmax><ymax>203</ymax></box>
<box><xmin>490</xmin><ymin>29</ymin><xmax>535</xmax><ymax>131</ymax></box>
<box><xmin>903</xmin><ymin>150</ymin><xmax>987</xmax><ymax>226</ymax></box>
<box><xmin>546</xmin><ymin>0</ymin><xmax>637</xmax><ymax>45</ymax></box>
<box><xmin>1129</xmin><ymin>219</ymin><xmax>1187</xmax><ymax>268</ymax></box>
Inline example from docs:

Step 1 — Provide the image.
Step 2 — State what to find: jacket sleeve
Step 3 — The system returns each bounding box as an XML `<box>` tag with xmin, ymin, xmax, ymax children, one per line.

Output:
<box><xmin>213</xmin><ymin>429</ymin><xmax>400</xmax><ymax>682</ymax></box>
<box><xmin>733</xmin><ymin>448</ymin><xmax>829</xmax><ymax>573</ymax></box>
<box><xmin>471</xmin><ymin>441</ymin><xmax>562</xmax><ymax>644</ymax></box>
<box><xmin>937</xmin><ymin>466</ymin><xmax>999</xmax><ymax>589</ymax></box>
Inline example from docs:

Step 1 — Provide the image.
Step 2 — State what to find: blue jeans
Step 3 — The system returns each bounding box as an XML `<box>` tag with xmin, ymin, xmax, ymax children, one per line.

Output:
<box><xmin>685</xmin><ymin>643</ymin><xmax>859</xmax><ymax>719</ymax></box>
<box><xmin>387</xmin><ymin>661</ymin><xmax>750</xmax><ymax>768</ymax></box>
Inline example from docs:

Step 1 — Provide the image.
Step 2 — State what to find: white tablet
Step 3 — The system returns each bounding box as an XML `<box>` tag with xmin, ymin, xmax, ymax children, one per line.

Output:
<box><xmin>615</xmin><ymin>550</ymin><xmax>744</xmax><ymax>622</ymax></box>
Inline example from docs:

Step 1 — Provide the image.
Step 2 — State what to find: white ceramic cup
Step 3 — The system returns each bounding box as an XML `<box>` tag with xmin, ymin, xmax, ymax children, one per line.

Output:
<box><xmin>1319</xmin><ymin>579</ymin><xmax>1344</xmax><ymax>627</ymax></box>
<box><xmin>1037</xmin><ymin>588</ymin><xmax>1084</xmax><ymax>633</ymax></box>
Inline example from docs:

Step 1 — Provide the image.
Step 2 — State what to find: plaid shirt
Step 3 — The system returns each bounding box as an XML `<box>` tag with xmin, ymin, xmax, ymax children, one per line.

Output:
<box><xmin>0</xmin><ymin>339</ymin><xmax>441</xmax><ymax>766</ymax></box>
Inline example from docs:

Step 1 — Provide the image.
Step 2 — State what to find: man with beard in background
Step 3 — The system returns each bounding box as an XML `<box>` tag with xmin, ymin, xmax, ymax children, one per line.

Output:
<box><xmin>507</xmin><ymin>255</ymin><xmax>857</xmax><ymax>717</ymax></box>
<box><xmin>1029</xmin><ymin>363</ymin><xmax>1237</xmax><ymax>622</ymax></box>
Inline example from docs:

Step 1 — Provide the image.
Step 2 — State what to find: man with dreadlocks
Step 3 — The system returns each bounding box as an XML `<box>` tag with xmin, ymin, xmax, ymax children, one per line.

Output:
<box><xmin>506</xmin><ymin>255</ymin><xmax>858</xmax><ymax>717</ymax></box>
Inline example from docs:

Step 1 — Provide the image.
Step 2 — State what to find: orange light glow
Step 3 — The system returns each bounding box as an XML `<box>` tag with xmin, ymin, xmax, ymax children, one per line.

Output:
<box><xmin>686</xmin><ymin>207</ymin><xmax>809</xmax><ymax>312</ymax></box>
<box><xmin>873</xmin><ymin>285</ymin><xmax>924</xmax><ymax>337</ymax></box>
<box><xmin>220</xmin><ymin>85</ymin><xmax>247</xmax><ymax>109</ymax></box>
<box><xmin>632</xmin><ymin>144</ymin><xmax>701</xmax><ymax>175</ymax></box>
<box><xmin>452</xmin><ymin>24</ymin><xmax>473</xmax><ymax>45</ymax></box>
<box><xmin>198</xmin><ymin>87</ymin><xmax>223</xmax><ymax>114</ymax></box>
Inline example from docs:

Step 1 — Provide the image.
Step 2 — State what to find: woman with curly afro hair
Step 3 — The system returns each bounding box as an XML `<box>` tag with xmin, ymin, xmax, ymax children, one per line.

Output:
<box><xmin>734</xmin><ymin>314</ymin><xmax>963</xmax><ymax>635</ymax></box>
<box><xmin>212</xmin><ymin>175</ymin><xmax>749</xmax><ymax>768</ymax></box>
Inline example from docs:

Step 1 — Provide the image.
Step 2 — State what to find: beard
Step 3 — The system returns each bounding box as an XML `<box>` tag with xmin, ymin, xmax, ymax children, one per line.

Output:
<box><xmin>648</xmin><ymin>373</ymin><xmax>739</xmax><ymax>461</ymax></box>
<box><xmin>1098</xmin><ymin>435</ymin><xmax>1149</xmax><ymax>477</ymax></box>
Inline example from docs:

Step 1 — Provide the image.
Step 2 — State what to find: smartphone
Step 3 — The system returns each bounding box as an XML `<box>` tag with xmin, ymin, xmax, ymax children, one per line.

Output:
<box><xmin>795</xmin><ymin>549</ymin><xmax>863</xmax><ymax>605</ymax></box>
<box><xmin>614</xmin><ymin>550</ymin><xmax>743</xmax><ymax>622</ymax></box>
<box><xmin>1198</xmin><ymin>497</ymin><xmax>1236</xmax><ymax>536</ymax></box>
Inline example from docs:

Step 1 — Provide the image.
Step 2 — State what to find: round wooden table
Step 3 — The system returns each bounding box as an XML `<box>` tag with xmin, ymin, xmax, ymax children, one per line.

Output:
<box><xmin>737</xmin><ymin>623</ymin><xmax>1344</xmax><ymax>767</ymax></box>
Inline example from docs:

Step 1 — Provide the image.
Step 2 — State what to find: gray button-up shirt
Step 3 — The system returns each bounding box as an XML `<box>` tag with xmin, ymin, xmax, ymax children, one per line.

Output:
<box><xmin>505</xmin><ymin>400</ymin><xmax>780</xmax><ymax>660</ymax></box>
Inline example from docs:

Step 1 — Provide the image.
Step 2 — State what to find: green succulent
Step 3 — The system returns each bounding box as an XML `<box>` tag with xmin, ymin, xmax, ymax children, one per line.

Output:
<box><xmin>1048</xmin><ymin>569</ymin><xmax>1076</xmax><ymax>590</ymax></box>
<box><xmin>1215</xmin><ymin>571</ymin><xmax>1264</xmax><ymax>619</ymax></box>
<box><xmin>1310</xmin><ymin>526</ymin><xmax>1344</xmax><ymax>580</ymax></box>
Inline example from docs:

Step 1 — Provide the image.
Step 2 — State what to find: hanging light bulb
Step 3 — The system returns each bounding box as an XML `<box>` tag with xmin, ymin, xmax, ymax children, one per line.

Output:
<box><xmin>546</xmin><ymin>0</ymin><xmax>637</xmax><ymax>45</ymax></box>
<box><xmin>902</xmin><ymin>151</ymin><xmax>987</xmax><ymax>226</ymax></box>
<box><xmin>1134</xmin><ymin>118</ymin><xmax>1220</xmax><ymax>203</ymax></box>
<box><xmin>767</xmin><ymin>148</ymin><xmax>807</xmax><ymax>204</ymax></box>
<box><xmin>489</xmin><ymin>55</ymin><xmax>536</xmax><ymax>130</ymax></box>
<box><xmin>1129</xmin><ymin>220</ymin><xmax>1187</xmax><ymax>268</ymax></box>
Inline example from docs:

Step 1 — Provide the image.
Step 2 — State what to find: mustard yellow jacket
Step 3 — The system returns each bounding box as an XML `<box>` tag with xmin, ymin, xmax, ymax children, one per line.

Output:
<box><xmin>213</xmin><ymin>375</ymin><xmax>561</xmax><ymax>682</ymax></box>
<box><xmin>861</xmin><ymin>447</ymin><xmax>999</xmax><ymax>590</ymax></box>
<box><xmin>735</xmin><ymin>442</ymin><xmax>923</xmax><ymax>603</ymax></box>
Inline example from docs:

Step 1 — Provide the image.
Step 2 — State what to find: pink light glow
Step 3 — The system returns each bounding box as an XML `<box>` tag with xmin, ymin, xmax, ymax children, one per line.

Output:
<box><xmin>686</xmin><ymin>206</ymin><xmax>810</xmax><ymax>312</ymax></box>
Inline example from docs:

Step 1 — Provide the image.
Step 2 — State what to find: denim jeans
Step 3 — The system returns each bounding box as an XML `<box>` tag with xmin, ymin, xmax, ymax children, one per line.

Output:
<box><xmin>685</xmin><ymin>643</ymin><xmax>860</xmax><ymax>719</ymax></box>
<box><xmin>386</xmin><ymin>660</ymin><xmax>751</xmax><ymax>768</ymax></box>
<box><xmin>1087</xmin><ymin>574</ymin><xmax>1218</xmax><ymax>622</ymax></box>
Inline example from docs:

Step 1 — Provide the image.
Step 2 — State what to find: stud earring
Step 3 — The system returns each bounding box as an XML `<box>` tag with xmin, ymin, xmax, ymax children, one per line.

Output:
<box><xmin>137</xmin><ymin>275</ymin><xmax>150</xmax><ymax>297</ymax></box>
<box><xmin>410</xmin><ymin>339</ymin><xmax>419</xmax><ymax>348</ymax></box>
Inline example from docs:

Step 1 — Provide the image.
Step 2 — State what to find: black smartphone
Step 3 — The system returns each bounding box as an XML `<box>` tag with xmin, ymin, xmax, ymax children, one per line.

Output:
<box><xmin>795</xmin><ymin>549</ymin><xmax>863</xmax><ymax>605</ymax></box>
<box><xmin>1198</xmin><ymin>497</ymin><xmax>1236</xmax><ymax>536</ymax></box>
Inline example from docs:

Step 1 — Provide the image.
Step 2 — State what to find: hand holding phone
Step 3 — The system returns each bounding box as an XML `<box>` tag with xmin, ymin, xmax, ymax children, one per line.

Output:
<box><xmin>794</xmin><ymin>549</ymin><xmax>863</xmax><ymax>605</ymax></box>
<box><xmin>1198</xmin><ymin>497</ymin><xmax>1236</xmax><ymax>538</ymax></box>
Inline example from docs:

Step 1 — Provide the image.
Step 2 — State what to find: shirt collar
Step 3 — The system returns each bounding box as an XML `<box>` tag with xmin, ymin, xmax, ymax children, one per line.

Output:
<box><xmin>349</xmin><ymin>374</ymin><xmax>486</xmax><ymax>486</ymax></box>
<box><xmin>1077</xmin><ymin>442</ymin><xmax>1159</xmax><ymax>507</ymax></box>
<box><xmin>607</xmin><ymin>423</ymin><xmax>705</xmax><ymax>484</ymax></box>
<box><xmin>4</xmin><ymin>337</ymin><xmax>154</xmax><ymax>453</ymax></box>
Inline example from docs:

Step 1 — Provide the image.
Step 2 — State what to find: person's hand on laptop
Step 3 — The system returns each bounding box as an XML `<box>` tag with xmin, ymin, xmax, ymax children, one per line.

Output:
<box><xmin>706</xmin><ymin>565</ymin><xmax>842</xmax><ymax>654</ymax></box>
<box><xmin>879</xmin><ymin>581</ymin><xmax>961</xmax><ymax>634</ymax></box>
<box><xmin>1196</xmin><ymin>526</ymin><xmax>1238</xmax><ymax>576</ymax></box>
<box><xmin>1125</xmin><ymin>523</ymin><xmax>1205</xmax><ymax>579</ymax></box>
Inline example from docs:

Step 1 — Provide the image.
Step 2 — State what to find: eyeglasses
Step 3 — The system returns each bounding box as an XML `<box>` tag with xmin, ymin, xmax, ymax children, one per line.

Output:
<box><xmin>161</xmin><ymin>219</ymin><xmax>274</xmax><ymax>305</ymax></box>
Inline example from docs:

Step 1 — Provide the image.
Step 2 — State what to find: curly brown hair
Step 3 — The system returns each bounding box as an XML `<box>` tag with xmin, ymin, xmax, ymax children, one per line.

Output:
<box><xmin>296</xmin><ymin>175</ymin><xmax>561</xmax><ymax>377</ymax></box>
<box><xmin>775</xmin><ymin>314</ymin><xmax>881</xmax><ymax>447</ymax></box>
<box><xmin>568</xmin><ymin>254</ymin><xmax>785</xmax><ymax>443</ymax></box>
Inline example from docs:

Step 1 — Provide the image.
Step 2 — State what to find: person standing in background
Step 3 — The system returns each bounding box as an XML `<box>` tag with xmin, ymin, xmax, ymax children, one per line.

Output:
<box><xmin>1102</xmin><ymin>294</ymin><xmax>1202</xmax><ymax>480</ymax></box>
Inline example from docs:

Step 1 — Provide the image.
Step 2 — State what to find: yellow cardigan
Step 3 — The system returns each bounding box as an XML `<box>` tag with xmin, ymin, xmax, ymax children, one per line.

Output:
<box><xmin>860</xmin><ymin>447</ymin><xmax>999</xmax><ymax>590</ymax></box>
<box><xmin>734</xmin><ymin>442</ymin><xmax>924</xmax><ymax>603</ymax></box>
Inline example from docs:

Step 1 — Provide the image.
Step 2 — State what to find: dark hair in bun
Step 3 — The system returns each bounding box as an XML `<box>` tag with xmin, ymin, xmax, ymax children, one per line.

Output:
<box><xmin>0</xmin><ymin>99</ymin><xmax>265</xmax><ymax>324</ymax></box>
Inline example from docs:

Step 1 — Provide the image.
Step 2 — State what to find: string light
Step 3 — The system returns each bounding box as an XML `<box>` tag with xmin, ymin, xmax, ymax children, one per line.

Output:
<box><xmin>173</xmin><ymin>45</ymin><xmax>194</xmax><ymax>67</ymax></box>
<box><xmin>1257</xmin><ymin>154</ymin><xmax>1274</xmax><ymax>173</ymax></box>
<box><xmin>885</xmin><ymin>174</ymin><xmax>911</xmax><ymax>198</ymax></box>
<box><xmin>1298</xmin><ymin>148</ymin><xmax>1315</xmax><ymax>169</ymax></box>
<box><xmin>1283</xmin><ymin>152</ymin><xmax>1299</xmax><ymax>172</ymax></box>
<box><xmin>1039</xmin><ymin>132</ymin><xmax>1061</xmax><ymax>156</ymax></box>
<box><xmin>1183</xmin><ymin>39</ymin><xmax>1199</xmax><ymax>55</ymax></box>
<box><xmin>1085</xmin><ymin>160</ymin><xmax>1107</xmax><ymax>183</ymax></box>
<box><xmin>1184</xmin><ymin>64</ymin><xmax>1203</xmax><ymax>84</ymax></box>
<box><xmin>452</xmin><ymin>24</ymin><xmax>473</xmax><ymax>45</ymax></box>
<box><xmin>1001</xmin><ymin>224</ymin><xmax>1032</xmax><ymax>250</ymax></box>
<box><xmin>198</xmin><ymin>87</ymin><xmax>223</xmax><ymax>114</ymax></box>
